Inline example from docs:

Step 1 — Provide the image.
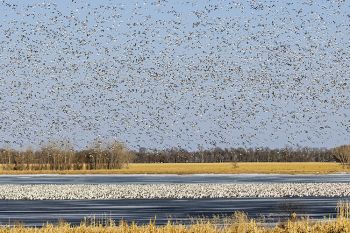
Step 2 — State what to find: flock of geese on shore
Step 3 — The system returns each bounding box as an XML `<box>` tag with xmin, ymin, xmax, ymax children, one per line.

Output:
<box><xmin>0</xmin><ymin>0</ymin><xmax>349</xmax><ymax>150</ymax></box>
<box><xmin>2</xmin><ymin>183</ymin><xmax>350</xmax><ymax>200</ymax></box>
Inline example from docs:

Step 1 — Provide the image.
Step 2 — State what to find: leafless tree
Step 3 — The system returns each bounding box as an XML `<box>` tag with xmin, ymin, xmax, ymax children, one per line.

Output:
<box><xmin>333</xmin><ymin>145</ymin><xmax>350</xmax><ymax>168</ymax></box>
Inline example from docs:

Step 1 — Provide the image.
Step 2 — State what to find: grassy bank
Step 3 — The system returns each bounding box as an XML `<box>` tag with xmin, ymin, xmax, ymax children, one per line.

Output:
<box><xmin>0</xmin><ymin>162</ymin><xmax>348</xmax><ymax>175</ymax></box>
<box><xmin>1</xmin><ymin>213</ymin><xmax>350</xmax><ymax>233</ymax></box>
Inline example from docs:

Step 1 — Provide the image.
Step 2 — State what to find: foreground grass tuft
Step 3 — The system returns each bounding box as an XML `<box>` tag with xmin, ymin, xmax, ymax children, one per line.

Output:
<box><xmin>2</xmin><ymin>217</ymin><xmax>350</xmax><ymax>233</ymax></box>
<box><xmin>2</xmin><ymin>205</ymin><xmax>350</xmax><ymax>233</ymax></box>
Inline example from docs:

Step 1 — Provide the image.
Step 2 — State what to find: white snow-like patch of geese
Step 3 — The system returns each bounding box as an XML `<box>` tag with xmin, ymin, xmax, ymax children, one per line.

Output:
<box><xmin>0</xmin><ymin>183</ymin><xmax>350</xmax><ymax>200</ymax></box>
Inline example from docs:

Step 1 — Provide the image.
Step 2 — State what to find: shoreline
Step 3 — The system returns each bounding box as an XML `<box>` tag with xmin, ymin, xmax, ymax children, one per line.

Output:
<box><xmin>0</xmin><ymin>172</ymin><xmax>349</xmax><ymax>176</ymax></box>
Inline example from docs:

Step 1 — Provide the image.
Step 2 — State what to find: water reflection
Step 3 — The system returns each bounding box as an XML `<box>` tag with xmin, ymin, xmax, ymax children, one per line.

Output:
<box><xmin>0</xmin><ymin>198</ymin><xmax>348</xmax><ymax>226</ymax></box>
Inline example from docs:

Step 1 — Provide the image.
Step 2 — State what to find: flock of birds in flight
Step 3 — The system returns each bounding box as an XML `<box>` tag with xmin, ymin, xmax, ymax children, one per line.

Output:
<box><xmin>0</xmin><ymin>0</ymin><xmax>349</xmax><ymax>150</ymax></box>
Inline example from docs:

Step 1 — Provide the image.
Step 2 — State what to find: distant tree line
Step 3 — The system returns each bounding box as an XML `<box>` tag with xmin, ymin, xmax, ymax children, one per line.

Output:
<box><xmin>0</xmin><ymin>140</ymin><xmax>133</xmax><ymax>171</ymax></box>
<box><xmin>1</xmin><ymin>142</ymin><xmax>349</xmax><ymax>171</ymax></box>
<box><xmin>133</xmin><ymin>147</ymin><xmax>335</xmax><ymax>163</ymax></box>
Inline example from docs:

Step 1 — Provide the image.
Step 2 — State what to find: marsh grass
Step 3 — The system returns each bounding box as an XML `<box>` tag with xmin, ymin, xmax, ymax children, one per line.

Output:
<box><xmin>337</xmin><ymin>201</ymin><xmax>350</xmax><ymax>219</ymax></box>
<box><xmin>1</xmin><ymin>202</ymin><xmax>350</xmax><ymax>233</ymax></box>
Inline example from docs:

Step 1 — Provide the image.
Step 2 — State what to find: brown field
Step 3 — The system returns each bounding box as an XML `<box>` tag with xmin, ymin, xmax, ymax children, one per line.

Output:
<box><xmin>0</xmin><ymin>162</ymin><xmax>348</xmax><ymax>175</ymax></box>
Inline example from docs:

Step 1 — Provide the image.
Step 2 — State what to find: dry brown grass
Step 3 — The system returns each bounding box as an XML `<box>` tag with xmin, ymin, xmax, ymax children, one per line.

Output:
<box><xmin>0</xmin><ymin>162</ymin><xmax>348</xmax><ymax>175</ymax></box>
<box><xmin>1</xmin><ymin>213</ymin><xmax>350</xmax><ymax>233</ymax></box>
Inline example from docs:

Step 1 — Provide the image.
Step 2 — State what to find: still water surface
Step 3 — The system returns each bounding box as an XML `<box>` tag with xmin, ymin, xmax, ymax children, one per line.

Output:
<box><xmin>0</xmin><ymin>174</ymin><xmax>349</xmax><ymax>226</ymax></box>
<box><xmin>0</xmin><ymin>174</ymin><xmax>349</xmax><ymax>184</ymax></box>
<box><xmin>0</xmin><ymin>198</ymin><xmax>349</xmax><ymax>226</ymax></box>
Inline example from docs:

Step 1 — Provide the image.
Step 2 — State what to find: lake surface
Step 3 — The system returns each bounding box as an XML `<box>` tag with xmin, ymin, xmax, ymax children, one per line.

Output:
<box><xmin>0</xmin><ymin>174</ymin><xmax>349</xmax><ymax>226</ymax></box>
<box><xmin>0</xmin><ymin>174</ymin><xmax>350</xmax><ymax>184</ymax></box>
<box><xmin>0</xmin><ymin>198</ymin><xmax>349</xmax><ymax>226</ymax></box>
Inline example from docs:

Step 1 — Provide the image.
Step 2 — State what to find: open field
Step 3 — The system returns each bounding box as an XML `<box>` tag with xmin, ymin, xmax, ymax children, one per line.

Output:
<box><xmin>0</xmin><ymin>162</ymin><xmax>348</xmax><ymax>175</ymax></box>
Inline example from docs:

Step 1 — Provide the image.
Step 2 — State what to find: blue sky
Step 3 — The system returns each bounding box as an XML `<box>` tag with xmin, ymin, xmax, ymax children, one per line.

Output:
<box><xmin>0</xmin><ymin>0</ymin><xmax>349</xmax><ymax>150</ymax></box>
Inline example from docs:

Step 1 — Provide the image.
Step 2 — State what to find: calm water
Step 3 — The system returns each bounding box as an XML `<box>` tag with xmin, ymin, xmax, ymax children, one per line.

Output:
<box><xmin>0</xmin><ymin>174</ymin><xmax>349</xmax><ymax>226</ymax></box>
<box><xmin>0</xmin><ymin>198</ymin><xmax>349</xmax><ymax>226</ymax></box>
<box><xmin>0</xmin><ymin>174</ymin><xmax>350</xmax><ymax>184</ymax></box>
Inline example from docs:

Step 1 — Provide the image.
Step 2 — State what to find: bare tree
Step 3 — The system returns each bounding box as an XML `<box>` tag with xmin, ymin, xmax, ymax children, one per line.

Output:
<box><xmin>333</xmin><ymin>145</ymin><xmax>350</xmax><ymax>168</ymax></box>
<box><xmin>108</xmin><ymin>140</ymin><xmax>134</xmax><ymax>169</ymax></box>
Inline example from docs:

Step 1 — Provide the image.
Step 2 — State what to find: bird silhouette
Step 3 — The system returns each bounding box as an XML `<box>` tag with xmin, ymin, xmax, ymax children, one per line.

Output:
<box><xmin>0</xmin><ymin>0</ymin><xmax>348</xmax><ymax>151</ymax></box>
